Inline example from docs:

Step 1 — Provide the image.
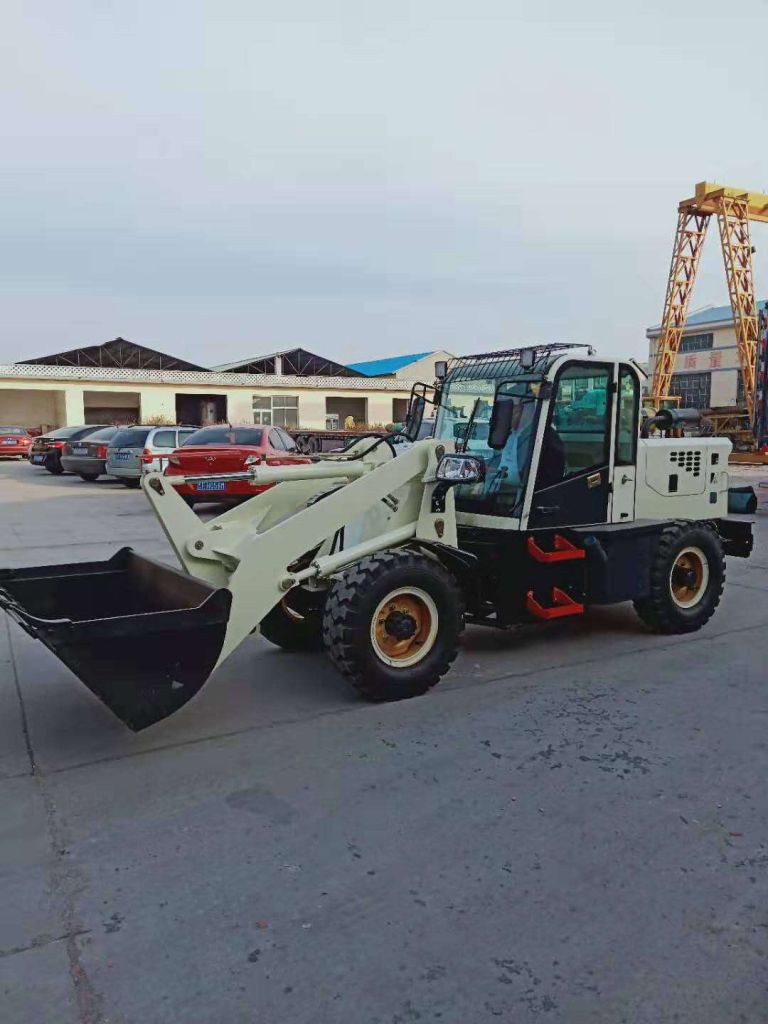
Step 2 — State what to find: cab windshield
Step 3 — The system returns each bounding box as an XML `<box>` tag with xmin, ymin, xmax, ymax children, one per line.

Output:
<box><xmin>435</xmin><ymin>376</ymin><xmax>540</xmax><ymax>515</ymax></box>
<box><xmin>435</xmin><ymin>378</ymin><xmax>495</xmax><ymax>453</ymax></box>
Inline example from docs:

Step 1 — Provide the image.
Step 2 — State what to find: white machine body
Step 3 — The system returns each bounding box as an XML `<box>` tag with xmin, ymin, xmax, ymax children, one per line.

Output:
<box><xmin>634</xmin><ymin>437</ymin><xmax>731</xmax><ymax>520</ymax></box>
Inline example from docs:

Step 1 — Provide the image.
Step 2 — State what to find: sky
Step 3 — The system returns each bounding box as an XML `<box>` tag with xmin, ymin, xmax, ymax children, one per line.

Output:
<box><xmin>2</xmin><ymin>0</ymin><xmax>768</xmax><ymax>367</ymax></box>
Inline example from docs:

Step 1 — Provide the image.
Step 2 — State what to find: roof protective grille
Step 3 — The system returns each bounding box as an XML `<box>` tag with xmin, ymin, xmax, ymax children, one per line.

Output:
<box><xmin>445</xmin><ymin>343</ymin><xmax>592</xmax><ymax>383</ymax></box>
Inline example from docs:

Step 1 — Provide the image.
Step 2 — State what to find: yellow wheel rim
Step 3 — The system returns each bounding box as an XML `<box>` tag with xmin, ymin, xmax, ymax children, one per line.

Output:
<box><xmin>370</xmin><ymin>587</ymin><xmax>439</xmax><ymax>668</ymax></box>
<box><xmin>670</xmin><ymin>546</ymin><xmax>709</xmax><ymax>609</ymax></box>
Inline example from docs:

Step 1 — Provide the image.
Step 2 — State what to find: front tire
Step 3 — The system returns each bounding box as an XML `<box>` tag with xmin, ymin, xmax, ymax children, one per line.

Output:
<box><xmin>121</xmin><ymin>478</ymin><xmax>141</xmax><ymax>489</ymax></box>
<box><xmin>633</xmin><ymin>521</ymin><xmax>724</xmax><ymax>634</ymax></box>
<box><xmin>45</xmin><ymin>455</ymin><xmax>64</xmax><ymax>475</ymax></box>
<box><xmin>79</xmin><ymin>473</ymin><xmax>99</xmax><ymax>482</ymax></box>
<box><xmin>323</xmin><ymin>549</ymin><xmax>464</xmax><ymax>701</ymax></box>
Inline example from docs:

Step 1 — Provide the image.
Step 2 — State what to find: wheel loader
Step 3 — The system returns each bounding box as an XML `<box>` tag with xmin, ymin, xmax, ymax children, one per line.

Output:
<box><xmin>0</xmin><ymin>344</ymin><xmax>753</xmax><ymax>730</ymax></box>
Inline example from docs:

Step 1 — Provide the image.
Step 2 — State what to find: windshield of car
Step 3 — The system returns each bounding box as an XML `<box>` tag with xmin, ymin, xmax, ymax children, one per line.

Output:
<box><xmin>0</xmin><ymin>426</ymin><xmax>27</xmax><ymax>435</ymax></box>
<box><xmin>110</xmin><ymin>427</ymin><xmax>151</xmax><ymax>447</ymax></box>
<box><xmin>82</xmin><ymin>426</ymin><xmax>119</xmax><ymax>442</ymax></box>
<box><xmin>43</xmin><ymin>426</ymin><xmax>91</xmax><ymax>439</ymax></box>
<box><xmin>181</xmin><ymin>427</ymin><xmax>264</xmax><ymax>446</ymax></box>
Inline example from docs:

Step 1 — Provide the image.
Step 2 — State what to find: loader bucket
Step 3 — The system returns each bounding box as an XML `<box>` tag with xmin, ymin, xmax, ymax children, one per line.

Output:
<box><xmin>0</xmin><ymin>548</ymin><xmax>231</xmax><ymax>731</ymax></box>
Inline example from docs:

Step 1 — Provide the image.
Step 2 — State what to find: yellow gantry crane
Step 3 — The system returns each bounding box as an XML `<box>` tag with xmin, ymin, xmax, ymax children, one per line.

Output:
<box><xmin>652</xmin><ymin>181</ymin><xmax>768</xmax><ymax>433</ymax></box>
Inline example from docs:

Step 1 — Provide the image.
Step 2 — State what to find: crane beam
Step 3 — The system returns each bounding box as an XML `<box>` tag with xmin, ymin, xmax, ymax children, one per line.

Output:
<box><xmin>681</xmin><ymin>181</ymin><xmax>768</xmax><ymax>224</ymax></box>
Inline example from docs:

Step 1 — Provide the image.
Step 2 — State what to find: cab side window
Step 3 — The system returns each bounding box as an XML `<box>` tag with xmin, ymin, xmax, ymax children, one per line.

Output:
<box><xmin>615</xmin><ymin>367</ymin><xmax>638</xmax><ymax>466</ymax></box>
<box><xmin>549</xmin><ymin>365</ymin><xmax>611</xmax><ymax>477</ymax></box>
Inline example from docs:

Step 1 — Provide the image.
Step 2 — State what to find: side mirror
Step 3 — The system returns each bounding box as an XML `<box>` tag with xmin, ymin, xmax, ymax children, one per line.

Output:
<box><xmin>488</xmin><ymin>394</ymin><xmax>517</xmax><ymax>450</ymax></box>
<box><xmin>436</xmin><ymin>453</ymin><xmax>485</xmax><ymax>484</ymax></box>
<box><xmin>434</xmin><ymin>360</ymin><xmax>448</xmax><ymax>380</ymax></box>
<box><xmin>404</xmin><ymin>394</ymin><xmax>425</xmax><ymax>441</ymax></box>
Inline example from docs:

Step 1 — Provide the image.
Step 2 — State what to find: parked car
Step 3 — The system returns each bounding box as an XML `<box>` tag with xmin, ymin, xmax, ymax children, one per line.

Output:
<box><xmin>105</xmin><ymin>425</ymin><xmax>199</xmax><ymax>487</ymax></box>
<box><xmin>60</xmin><ymin>426</ymin><xmax>121</xmax><ymax>481</ymax></box>
<box><xmin>164</xmin><ymin>425</ymin><xmax>308</xmax><ymax>507</ymax></box>
<box><xmin>29</xmin><ymin>425</ymin><xmax>110</xmax><ymax>474</ymax></box>
<box><xmin>0</xmin><ymin>426</ymin><xmax>33</xmax><ymax>459</ymax></box>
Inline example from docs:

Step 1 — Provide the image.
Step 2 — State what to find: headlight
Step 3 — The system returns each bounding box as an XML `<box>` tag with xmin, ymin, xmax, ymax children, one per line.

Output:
<box><xmin>436</xmin><ymin>453</ymin><xmax>485</xmax><ymax>484</ymax></box>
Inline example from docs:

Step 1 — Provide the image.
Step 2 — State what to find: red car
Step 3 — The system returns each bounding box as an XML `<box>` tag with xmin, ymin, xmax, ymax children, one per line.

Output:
<box><xmin>0</xmin><ymin>426</ymin><xmax>33</xmax><ymax>459</ymax></box>
<box><xmin>164</xmin><ymin>425</ymin><xmax>309</xmax><ymax>507</ymax></box>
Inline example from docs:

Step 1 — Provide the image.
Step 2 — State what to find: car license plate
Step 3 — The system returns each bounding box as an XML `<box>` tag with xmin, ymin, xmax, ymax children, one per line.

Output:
<box><xmin>31</xmin><ymin>454</ymin><xmax>45</xmax><ymax>463</ymax></box>
<box><xmin>2</xmin><ymin>438</ymin><xmax>16</xmax><ymax>445</ymax></box>
<box><xmin>72</xmin><ymin>447</ymin><xmax>88</xmax><ymax>456</ymax></box>
<box><xmin>114</xmin><ymin>452</ymin><xmax>131</xmax><ymax>461</ymax></box>
<box><xmin>194</xmin><ymin>480</ymin><xmax>227</xmax><ymax>492</ymax></box>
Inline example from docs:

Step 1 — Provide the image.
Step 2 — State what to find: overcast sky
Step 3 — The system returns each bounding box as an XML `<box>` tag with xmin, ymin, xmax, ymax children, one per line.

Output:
<box><xmin>2</xmin><ymin>0</ymin><xmax>767</xmax><ymax>367</ymax></box>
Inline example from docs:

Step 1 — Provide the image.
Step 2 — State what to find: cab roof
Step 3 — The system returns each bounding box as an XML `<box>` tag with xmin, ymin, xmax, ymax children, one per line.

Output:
<box><xmin>445</xmin><ymin>343</ymin><xmax>595</xmax><ymax>384</ymax></box>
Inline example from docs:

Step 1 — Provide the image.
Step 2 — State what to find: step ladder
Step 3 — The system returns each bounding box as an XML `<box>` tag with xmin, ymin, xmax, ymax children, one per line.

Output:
<box><xmin>525</xmin><ymin>534</ymin><xmax>585</xmax><ymax>620</ymax></box>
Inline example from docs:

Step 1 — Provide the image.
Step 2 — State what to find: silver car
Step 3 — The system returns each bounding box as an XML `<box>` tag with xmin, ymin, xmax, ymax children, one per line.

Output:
<box><xmin>106</xmin><ymin>425</ymin><xmax>199</xmax><ymax>487</ymax></box>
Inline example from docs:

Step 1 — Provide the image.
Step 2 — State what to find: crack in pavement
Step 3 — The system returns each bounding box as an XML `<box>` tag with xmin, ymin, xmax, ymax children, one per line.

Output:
<box><xmin>0</xmin><ymin>929</ymin><xmax>91</xmax><ymax>960</ymax></box>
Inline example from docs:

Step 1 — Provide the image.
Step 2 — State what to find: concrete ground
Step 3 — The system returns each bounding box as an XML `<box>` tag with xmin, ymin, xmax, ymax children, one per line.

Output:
<box><xmin>1</xmin><ymin>458</ymin><xmax>767</xmax><ymax>1024</ymax></box>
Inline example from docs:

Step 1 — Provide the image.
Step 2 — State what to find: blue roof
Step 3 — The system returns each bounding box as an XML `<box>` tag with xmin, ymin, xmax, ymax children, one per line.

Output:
<box><xmin>347</xmin><ymin>351</ymin><xmax>434</xmax><ymax>376</ymax></box>
<box><xmin>680</xmin><ymin>300</ymin><xmax>767</xmax><ymax>327</ymax></box>
<box><xmin>648</xmin><ymin>299</ymin><xmax>767</xmax><ymax>334</ymax></box>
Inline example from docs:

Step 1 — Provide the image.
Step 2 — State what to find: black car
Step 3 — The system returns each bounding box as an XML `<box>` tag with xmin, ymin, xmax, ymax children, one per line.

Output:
<box><xmin>29</xmin><ymin>425</ymin><xmax>110</xmax><ymax>475</ymax></box>
<box><xmin>60</xmin><ymin>426</ymin><xmax>121</xmax><ymax>481</ymax></box>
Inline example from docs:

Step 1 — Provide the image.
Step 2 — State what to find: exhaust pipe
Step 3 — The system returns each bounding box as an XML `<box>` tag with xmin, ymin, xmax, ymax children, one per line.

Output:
<box><xmin>0</xmin><ymin>548</ymin><xmax>231</xmax><ymax>731</ymax></box>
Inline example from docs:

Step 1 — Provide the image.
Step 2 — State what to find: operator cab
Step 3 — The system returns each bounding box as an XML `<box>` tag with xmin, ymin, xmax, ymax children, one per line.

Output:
<box><xmin>432</xmin><ymin>345</ymin><xmax>641</xmax><ymax>530</ymax></box>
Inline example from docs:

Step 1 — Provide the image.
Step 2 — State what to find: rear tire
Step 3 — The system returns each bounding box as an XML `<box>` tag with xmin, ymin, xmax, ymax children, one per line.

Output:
<box><xmin>633</xmin><ymin>521</ymin><xmax>724</xmax><ymax>634</ymax></box>
<box><xmin>79</xmin><ymin>473</ymin><xmax>99</xmax><ymax>482</ymax></box>
<box><xmin>45</xmin><ymin>455</ymin><xmax>64</xmax><ymax>475</ymax></box>
<box><xmin>323</xmin><ymin>549</ymin><xmax>464</xmax><ymax>701</ymax></box>
<box><xmin>260</xmin><ymin>591</ymin><xmax>325</xmax><ymax>652</ymax></box>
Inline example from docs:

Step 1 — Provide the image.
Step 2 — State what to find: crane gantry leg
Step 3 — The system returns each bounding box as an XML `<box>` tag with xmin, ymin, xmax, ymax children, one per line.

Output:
<box><xmin>716</xmin><ymin>194</ymin><xmax>759</xmax><ymax>424</ymax></box>
<box><xmin>651</xmin><ymin>183</ymin><xmax>768</xmax><ymax>445</ymax></box>
<box><xmin>652</xmin><ymin>209</ymin><xmax>710</xmax><ymax>404</ymax></box>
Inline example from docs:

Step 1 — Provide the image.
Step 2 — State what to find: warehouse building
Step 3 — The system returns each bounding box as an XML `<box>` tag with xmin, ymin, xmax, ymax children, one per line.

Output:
<box><xmin>0</xmin><ymin>338</ymin><xmax>440</xmax><ymax>434</ymax></box>
<box><xmin>646</xmin><ymin>301</ymin><xmax>767</xmax><ymax>409</ymax></box>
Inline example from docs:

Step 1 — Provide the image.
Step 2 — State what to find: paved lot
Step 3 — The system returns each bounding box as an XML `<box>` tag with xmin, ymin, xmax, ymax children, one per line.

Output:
<box><xmin>1</xmin><ymin>458</ymin><xmax>767</xmax><ymax>1024</ymax></box>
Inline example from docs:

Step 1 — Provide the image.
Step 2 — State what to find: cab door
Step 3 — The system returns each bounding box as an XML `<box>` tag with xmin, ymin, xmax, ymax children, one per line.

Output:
<box><xmin>527</xmin><ymin>361</ymin><xmax>615</xmax><ymax>529</ymax></box>
<box><xmin>610</xmin><ymin>365</ymin><xmax>639</xmax><ymax>522</ymax></box>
